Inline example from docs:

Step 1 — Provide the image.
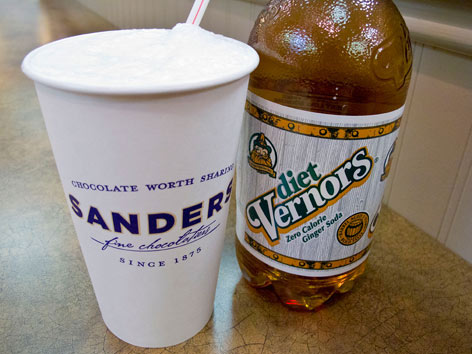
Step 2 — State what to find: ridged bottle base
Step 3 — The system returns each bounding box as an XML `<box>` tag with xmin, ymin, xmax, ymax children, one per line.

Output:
<box><xmin>235</xmin><ymin>238</ymin><xmax>366</xmax><ymax>310</ymax></box>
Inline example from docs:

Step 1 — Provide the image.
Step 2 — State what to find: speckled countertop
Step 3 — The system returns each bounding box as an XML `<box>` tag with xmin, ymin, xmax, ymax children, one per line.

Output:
<box><xmin>1</xmin><ymin>1</ymin><xmax>471</xmax><ymax>353</ymax></box>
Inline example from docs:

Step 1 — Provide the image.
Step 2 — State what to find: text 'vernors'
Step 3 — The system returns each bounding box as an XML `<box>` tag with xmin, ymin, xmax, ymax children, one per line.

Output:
<box><xmin>246</xmin><ymin>148</ymin><xmax>373</xmax><ymax>245</ymax></box>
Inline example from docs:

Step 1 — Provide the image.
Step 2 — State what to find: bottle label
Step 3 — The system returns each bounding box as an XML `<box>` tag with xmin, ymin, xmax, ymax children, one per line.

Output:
<box><xmin>236</xmin><ymin>91</ymin><xmax>404</xmax><ymax>277</ymax></box>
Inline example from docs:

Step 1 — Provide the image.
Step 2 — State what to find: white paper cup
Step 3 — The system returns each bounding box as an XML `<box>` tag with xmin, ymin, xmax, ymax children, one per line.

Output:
<box><xmin>22</xmin><ymin>30</ymin><xmax>258</xmax><ymax>348</ymax></box>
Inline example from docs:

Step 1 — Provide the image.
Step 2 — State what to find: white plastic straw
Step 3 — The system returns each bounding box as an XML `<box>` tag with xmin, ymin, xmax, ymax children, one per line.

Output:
<box><xmin>186</xmin><ymin>0</ymin><xmax>211</xmax><ymax>26</ymax></box>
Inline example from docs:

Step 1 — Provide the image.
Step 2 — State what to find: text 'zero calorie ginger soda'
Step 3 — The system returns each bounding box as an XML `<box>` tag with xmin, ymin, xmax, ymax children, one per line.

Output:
<box><xmin>236</xmin><ymin>0</ymin><xmax>412</xmax><ymax>310</ymax></box>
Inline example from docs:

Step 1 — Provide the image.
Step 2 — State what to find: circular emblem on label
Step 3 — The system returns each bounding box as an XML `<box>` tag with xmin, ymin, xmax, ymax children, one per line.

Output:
<box><xmin>368</xmin><ymin>205</ymin><xmax>381</xmax><ymax>238</ymax></box>
<box><xmin>337</xmin><ymin>212</ymin><xmax>369</xmax><ymax>246</ymax></box>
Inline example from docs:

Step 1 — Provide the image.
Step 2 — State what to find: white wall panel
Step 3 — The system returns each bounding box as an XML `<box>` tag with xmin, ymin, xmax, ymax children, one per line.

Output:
<box><xmin>437</xmin><ymin>124</ymin><xmax>472</xmax><ymax>246</ymax></box>
<box><xmin>200</xmin><ymin>0</ymin><xmax>229</xmax><ymax>36</ymax></box>
<box><xmin>388</xmin><ymin>46</ymin><xmax>472</xmax><ymax>240</ymax></box>
<box><xmin>227</xmin><ymin>0</ymin><xmax>263</xmax><ymax>42</ymax></box>
<box><xmin>446</xmin><ymin>163</ymin><xmax>472</xmax><ymax>262</ymax></box>
<box><xmin>383</xmin><ymin>43</ymin><xmax>423</xmax><ymax>204</ymax></box>
<box><xmin>76</xmin><ymin>0</ymin><xmax>263</xmax><ymax>34</ymax></box>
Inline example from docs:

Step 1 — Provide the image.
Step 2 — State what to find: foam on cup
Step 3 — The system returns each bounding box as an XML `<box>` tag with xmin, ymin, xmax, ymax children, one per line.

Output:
<box><xmin>22</xmin><ymin>24</ymin><xmax>258</xmax><ymax>94</ymax></box>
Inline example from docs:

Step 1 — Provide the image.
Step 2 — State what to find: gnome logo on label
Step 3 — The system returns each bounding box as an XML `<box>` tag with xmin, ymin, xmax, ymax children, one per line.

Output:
<box><xmin>248</xmin><ymin>133</ymin><xmax>277</xmax><ymax>178</ymax></box>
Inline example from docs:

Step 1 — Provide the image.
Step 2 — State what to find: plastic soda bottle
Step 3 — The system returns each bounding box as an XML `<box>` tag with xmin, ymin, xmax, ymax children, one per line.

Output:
<box><xmin>235</xmin><ymin>0</ymin><xmax>412</xmax><ymax>310</ymax></box>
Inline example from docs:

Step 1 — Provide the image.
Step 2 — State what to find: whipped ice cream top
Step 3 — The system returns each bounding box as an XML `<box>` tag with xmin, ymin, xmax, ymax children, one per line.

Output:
<box><xmin>22</xmin><ymin>24</ymin><xmax>259</xmax><ymax>94</ymax></box>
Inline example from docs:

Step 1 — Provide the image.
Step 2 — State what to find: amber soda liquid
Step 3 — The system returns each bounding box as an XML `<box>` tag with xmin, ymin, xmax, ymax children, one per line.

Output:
<box><xmin>236</xmin><ymin>0</ymin><xmax>412</xmax><ymax>310</ymax></box>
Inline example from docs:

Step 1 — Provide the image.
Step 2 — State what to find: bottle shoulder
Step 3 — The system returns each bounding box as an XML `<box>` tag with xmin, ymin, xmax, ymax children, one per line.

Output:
<box><xmin>248</xmin><ymin>0</ymin><xmax>412</xmax><ymax>115</ymax></box>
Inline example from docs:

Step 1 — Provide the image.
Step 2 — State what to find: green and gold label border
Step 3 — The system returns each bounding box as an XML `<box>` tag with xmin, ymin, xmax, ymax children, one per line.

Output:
<box><xmin>244</xmin><ymin>233</ymin><xmax>371</xmax><ymax>270</ymax></box>
<box><xmin>245</xmin><ymin>100</ymin><xmax>402</xmax><ymax>140</ymax></box>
